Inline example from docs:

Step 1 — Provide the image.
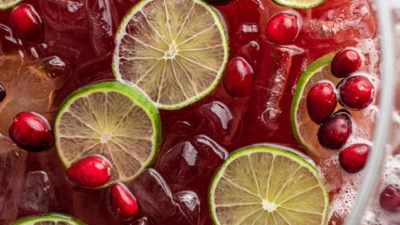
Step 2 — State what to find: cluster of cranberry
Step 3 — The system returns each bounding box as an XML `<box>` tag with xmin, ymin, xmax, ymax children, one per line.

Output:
<box><xmin>306</xmin><ymin>48</ymin><xmax>374</xmax><ymax>174</ymax></box>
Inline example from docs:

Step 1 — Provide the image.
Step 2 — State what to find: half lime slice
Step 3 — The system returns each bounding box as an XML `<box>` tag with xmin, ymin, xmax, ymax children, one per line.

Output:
<box><xmin>209</xmin><ymin>144</ymin><xmax>329</xmax><ymax>225</ymax></box>
<box><xmin>112</xmin><ymin>0</ymin><xmax>229</xmax><ymax>110</ymax></box>
<box><xmin>54</xmin><ymin>81</ymin><xmax>161</xmax><ymax>187</ymax></box>
<box><xmin>9</xmin><ymin>213</ymin><xmax>86</xmax><ymax>225</ymax></box>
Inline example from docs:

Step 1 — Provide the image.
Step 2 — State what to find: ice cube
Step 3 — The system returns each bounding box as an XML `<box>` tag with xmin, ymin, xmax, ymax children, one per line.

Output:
<box><xmin>86</xmin><ymin>0</ymin><xmax>118</xmax><ymax>56</ymax></box>
<box><xmin>173</xmin><ymin>190</ymin><xmax>201</xmax><ymax>225</ymax></box>
<box><xmin>195</xmin><ymin>101</ymin><xmax>243</xmax><ymax>145</ymax></box>
<box><xmin>0</xmin><ymin>54</ymin><xmax>66</xmax><ymax>134</ymax></box>
<box><xmin>132</xmin><ymin>217</ymin><xmax>150</xmax><ymax>225</ymax></box>
<box><xmin>131</xmin><ymin>168</ymin><xmax>176</xmax><ymax>222</ymax></box>
<box><xmin>39</xmin><ymin>0</ymin><xmax>87</xmax><ymax>30</ymax></box>
<box><xmin>155</xmin><ymin>134</ymin><xmax>228</xmax><ymax>187</ymax></box>
<box><xmin>300</xmin><ymin>0</ymin><xmax>377</xmax><ymax>47</ymax></box>
<box><xmin>17</xmin><ymin>170</ymin><xmax>58</xmax><ymax>213</ymax></box>
<box><xmin>0</xmin><ymin>149</ymin><xmax>27</xmax><ymax>224</ymax></box>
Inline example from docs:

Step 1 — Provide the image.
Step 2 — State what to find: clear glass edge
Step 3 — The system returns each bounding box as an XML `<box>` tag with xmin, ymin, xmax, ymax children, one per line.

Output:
<box><xmin>343</xmin><ymin>1</ymin><xmax>395</xmax><ymax>224</ymax></box>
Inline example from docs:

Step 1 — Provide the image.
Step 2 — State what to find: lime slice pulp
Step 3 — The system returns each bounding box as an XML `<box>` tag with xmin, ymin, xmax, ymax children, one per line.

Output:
<box><xmin>209</xmin><ymin>144</ymin><xmax>329</xmax><ymax>225</ymax></box>
<box><xmin>9</xmin><ymin>213</ymin><xmax>86</xmax><ymax>225</ymax></box>
<box><xmin>54</xmin><ymin>81</ymin><xmax>161</xmax><ymax>187</ymax></box>
<box><xmin>272</xmin><ymin>0</ymin><xmax>327</xmax><ymax>9</ymax></box>
<box><xmin>113</xmin><ymin>0</ymin><xmax>229</xmax><ymax>110</ymax></box>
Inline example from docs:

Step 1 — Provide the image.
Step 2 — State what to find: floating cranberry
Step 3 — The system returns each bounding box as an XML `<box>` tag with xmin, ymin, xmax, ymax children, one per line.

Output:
<box><xmin>307</xmin><ymin>81</ymin><xmax>337</xmax><ymax>124</ymax></box>
<box><xmin>223</xmin><ymin>57</ymin><xmax>253</xmax><ymax>97</ymax></box>
<box><xmin>109</xmin><ymin>182</ymin><xmax>139</xmax><ymax>221</ymax></box>
<box><xmin>8</xmin><ymin>111</ymin><xmax>54</xmax><ymax>152</ymax></box>
<box><xmin>331</xmin><ymin>48</ymin><xmax>363</xmax><ymax>78</ymax></box>
<box><xmin>338</xmin><ymin>75</ymin><xmax>374</xmax><ymax>110</ymax></box>
<box><xmin>317</xmin><ymin>110</ymin><xmax>352</xmax><ymax>150</ymax></box>
<box><xmin>66</xmin><ymin>155</ymin><xmax>111</xmax><ymax>188</ymax></box>
<box><xmin>339</xmin><ymin>143</ymin><xmax>370</xmax><ymax>173</ymax></box>
<box><xmin>265</xmin><ymin>11</ymin><xmax>301</xmax><ymax>45</ymax></box>
<box><xmin>379</xmin><ymin>185</ymin><xmax>400</xmax><ymax>212</ymax></box>
<box><xmin>0</xmin><ymin>83</ymin><xmax>5</xmax><ymax>102</ymax></box>
<box><xmin>10</xmin><ymin>3</ymin><xmax>45</xmax><ymax>43</ymax></box>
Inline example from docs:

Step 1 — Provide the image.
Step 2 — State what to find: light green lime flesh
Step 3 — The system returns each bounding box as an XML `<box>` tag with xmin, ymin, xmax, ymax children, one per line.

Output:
<box><xmin>54</xmin><ymin>81</ymin><xmax>161</xmax><ymax>186</ymax></box>
<box><xmin>9</xmin><ymin>213</ymin><xmax>86</xmax><ymax>225</ymax></box>
<box><xmin>272</xmin><ymin>0</ymin><xmax>327</xmax><ymax>9</ymax></box>
<box><xmin>0</xmin><ymin>0</ymin><xmax>23</xmax><ymax>10</ymax></box>
<box><xmin>112</xmin><ymin>0</ymin><xmax>229</xmax><ymax>110</ymax></box>
<box><xmin>209</xmin><ymin>145</ymin><xmax>329</xmax><ymax>225</ymax></box>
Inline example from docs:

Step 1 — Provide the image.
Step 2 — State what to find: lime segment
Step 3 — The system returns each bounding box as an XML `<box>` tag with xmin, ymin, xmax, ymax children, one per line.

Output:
<box><xmin>0</xmin><ymin>0</ymin><xmax>23</xmax><ymax>10</ymax></box>
<box><xmin>9</xmin><ymin>213</ymin><xmax>86</xmax><ymax>225</ymax></box>
<box><xmin>209</xmin><ymin>144</ymin><xmax>329</xmax><ymax>225</ymax></box>
<box><xmin>55</xmin><ymin>81</ymin><xmax>161</xmax><ymax>187</ymax></box>
<box><xmin>272</xmin><ymin>0</ymin><xmax>326</xmax><ymax>9</ymax></box>
<box><xmin>113</xmin><ymin>0</ymin><xmax>229</xmax><ymax>110</ymax></box>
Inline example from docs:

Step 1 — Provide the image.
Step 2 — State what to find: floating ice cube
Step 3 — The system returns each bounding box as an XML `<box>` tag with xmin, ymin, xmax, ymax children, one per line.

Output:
<box><xmin>173</xmin><ymin>190</ymin><xmax>201</xmax><ymax>225</ymax></box>
<box><xmin>131</xmin><ymin>168</ymin><xmax>176</xmax><ymax>222</ymax></box>
<box><xmin>0</xmin><ymin>149</ymin><xmax>26</xmax><ymax>224</ymax></box>
<box><xmin>17</xmin><ymin>170</ymin><xmax>58</xmax><ymax>213</ymax></box>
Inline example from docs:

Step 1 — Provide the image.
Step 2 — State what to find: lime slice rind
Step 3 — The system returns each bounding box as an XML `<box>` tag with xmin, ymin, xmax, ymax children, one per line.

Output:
<box><xmin>112</xmin><ymin>0</ymin><xmax>229</xmax><ymax>110</ymax></box>
<box><xmin>0</xmin><ymin>0</ymin><xmax>23</xmax><ymax>10</ymax></box>
<box><xmin>272</xmin><ymin>0</ymin><xmax>327</xmax><ymax>9</ymax></box>
<box><xmin>209</xmin><ymin>144</ymin><xmax>329</xmax><ymax>225</ymax></box>
<box><xmin>290</xmin><ymin>52</ymin><xmax>338</xmax><ymax>158</ymax></box>
<box><xmin>9</xmin><ymin>213</ymin><xmax>86</xmax><ymax>225</ymax></box>
<box><xmin>54</xmin><ymin>81</ymin><xmax>161</xmax><ymax>186</ymax></box>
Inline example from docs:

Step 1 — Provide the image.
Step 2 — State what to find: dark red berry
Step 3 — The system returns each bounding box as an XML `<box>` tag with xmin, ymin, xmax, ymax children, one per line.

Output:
<box><xmin>339</xmin><ymin>143</ymin><xmax>370</xmax><ymax>173</ymax></box>
<box><xmin>318</xmin><ymin>110</ymin><xmax>352</xmax><ymax>150</ymax></box>
<box><xmin>223</xmin><ymin>57</ymin><xmax>253</xmax><ymax>97</ymax></box>
<box><xmin>66</xmin><ymin>155</ymin><xmax>111</xmax><ymax>188</ymax></box>
<box><xmin>307</xmin><ymin>82</ymin><xmax>337</xmax><ymax>124</ymax></box>
<box><xmin>379</xmin><ymin>185</ymin><xmax>400</xmax><ymax>212</ymax></box>
<box><xmin>265</xmin><ymin>11</ymin><xmax>301</xmax><ymax>45</ymax></box>
<box><xmin>8</xmin><ymin>111</ymin><xmax>54</xmax><ymax>152</ymax></box>
<box><xmin>338</xmin><ymin>75</ymin><xmax>375</xmax><ymax>110</ymax></box>
<box><xmin>109</xmin><ymin>182</ymin><xmax>139</xmax><ymax>221</ymax></box>
<box><xmin>331</xmin><ymin>48</ymin><xmax>363</xmax><ymax>77</ymax></box>
<box><xmin>10</xmin><ymin>3</ymin><xmax>45</xmax><ymax>43</ymax></box>
<box><xmin>0</xmin><ymin>83</ymin><xmax>5</xmax><ymax>102</ymax></box>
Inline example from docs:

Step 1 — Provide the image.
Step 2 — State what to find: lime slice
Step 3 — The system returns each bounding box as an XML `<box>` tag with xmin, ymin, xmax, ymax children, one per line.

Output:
<box><xmin>290</xmin><ymin>53</ymin><xmax>376</xmax><ymax>158</ymax></box>
<box><xmin>54</xmin><ymin>81</ymin><xmax>161</xmax><ymax>186</ymax></box>
<box><xmin>0</xmin><ymin>0</ymin><xmax>22</xmax><ymax>10</ymax></box>
<box><xmin>272</xmin><ymin>0</ymin><xmax>326</xmax><ymax>9</ymax></box>
<box><xmin>209</xmin><ymin>144</ymin><xmax>329</xmax><ymax>225</ymax></box>
<box><xmin>9</xmin><ymin>213</ymin><xmax>86</xmax><ymax>225</ymax></box>
<box><xmin>112</xmin><ymin>0</ymin><xmax>229</xmax><ymax>110</ymax></box>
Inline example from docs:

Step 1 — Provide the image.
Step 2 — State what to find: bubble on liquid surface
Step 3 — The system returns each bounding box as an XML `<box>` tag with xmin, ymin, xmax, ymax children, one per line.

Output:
<box><xmin>17</xmin><ymin>170</ymin><xmax>58</xmax><ymax>213</ymax></box>
<box><xmin>0</xmin><ymin>149</ymin><xmax>27</xmax><ymax>224</ymax></box>
<box><xmin>131</xmin><ymin>168</ymin><xmax>176</xmax><ymax>222</ymax></box>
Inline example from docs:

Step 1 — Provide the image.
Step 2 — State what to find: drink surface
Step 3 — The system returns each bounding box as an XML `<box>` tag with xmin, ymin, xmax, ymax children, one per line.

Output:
<box><xmin>0</xmin><ymin>0</ymin><xmax>389</xmax><ymax>224</ymax></box>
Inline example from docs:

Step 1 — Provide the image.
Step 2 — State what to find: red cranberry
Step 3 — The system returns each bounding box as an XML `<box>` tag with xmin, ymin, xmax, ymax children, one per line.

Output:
<box><xmin>339</xmin><ymin>143</ymin><xmax>370</xmax><ymax>173</ymax></box>
<box><xmin>0</xmin><ymin>83</ymin><xmax>5</xmax><ymax>102</ymax></box>
<box><xmin>66</xmin><ymin>155</ymin><xmax>111</xmax><ymax>188</ymax></box>
<box><xmin>8</xmin><ymin>111</ymin><xmax>54</xmax><ymax>152</ymax></box>
<box><xmin>379</xmin><ymin>185</ymin><xmax>400</xmax><ymax>212</ymax></box>
<box><xmin>109</xmin><ymin>182</ymin><xmax>139</xmax><ymax>221</ymax></box>
<box><xmin>331</xmin><ymin>48</ymin><xmax>363</xmax><ymax>78</ymax></box>
<box><xmin>223</xmin><ymin>57</ymin><xmax>253</xmax><ymax>97</ymax></box>
<box><xmin>265</xmin><ymin>11</ymin><xmax>302</xmax><ymax>45</ymax></box>
<box><xmin>338</xmin><ymin>75</ymin><xmax>375</xmax><ymax>110</ymax></box>
<box><xmin>307</xmin><ymin>82</ymin><xmax>337</xmax><ymax>124</ymax></box>
<box><xmin>318</xmin><ymin>110</ymin><xmax>352</xmax><ymax>150</ymax></box>
<box><xmin>10</xmin><ymin>3</ymin><xmax>45</xmax><ymax>43</ymax></box>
